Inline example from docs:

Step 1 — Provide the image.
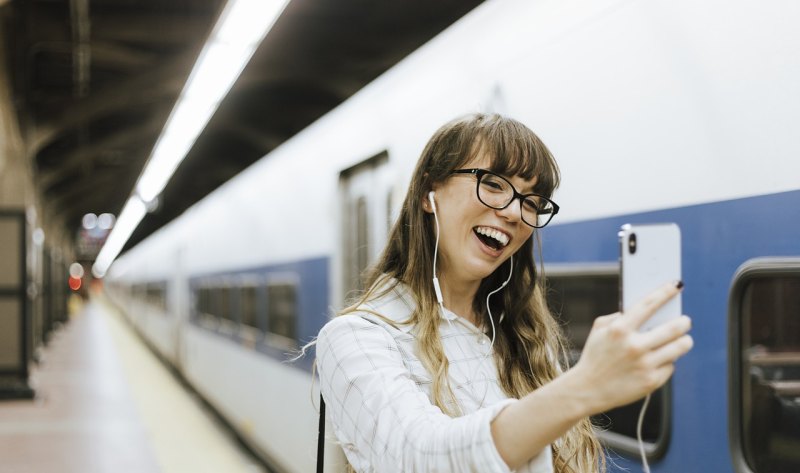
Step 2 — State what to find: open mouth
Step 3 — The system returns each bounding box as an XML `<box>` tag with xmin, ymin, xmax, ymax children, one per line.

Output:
<box><xmin>473</xmin><ymin>226</ymin><xmax>510</xmax><ymax>251</ymax></box>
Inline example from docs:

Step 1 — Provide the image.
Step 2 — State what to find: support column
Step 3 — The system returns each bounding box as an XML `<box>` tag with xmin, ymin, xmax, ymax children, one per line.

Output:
<box><xmin>0</xmin><ymin>19</ymin><xmax>35</xmax><ymax>399</ymax></box>
<box><xmin>0</xmin><ymin>211</ymin><xmax>33</xmax><ymax>399</ymax></box>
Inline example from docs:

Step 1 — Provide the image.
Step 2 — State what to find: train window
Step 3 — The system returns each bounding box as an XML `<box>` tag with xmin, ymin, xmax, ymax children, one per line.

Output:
<box><xmin>730</xmin><ymin>260</ymin><xmax>800</xmax><ymax>473</ymax></box>
<box><xmin>546</xmin><ymin>273</ymin><xmax>618</xmax><ymax>356</ymax></box>
<box><xmin>355</xmin><ymin>196</ymin><xmax>369</xmax><ymax>290</ymax></box>
<box><xmin>266</xmin><ymin>282</ymin><xmax>297</xmax><ymax>346</ymax></box>
<box><xmin>145</xmin><ymin>282</ymin><xmax>167</xmax><ymax>312</ymax></box>
<box><xmin>240</xmin><ymin>285</ymin><xmax>259</xmax><ymax>330</ymax></box>
<box><xmin>193</xmin><ymin>288</ymin><xmax>200</xmax><ymax>314</ymax></box>
<box><xmin>545</xmin><ymin>265</ymin><xmax>670</xmax><ymax>458</ymax></box>
<box><xmin>219</xmin><ymin>286</ymin><xmax>231</xmax><ymax>321</ymax></box>
<box><xmin>132</xmin><ymin>283</ymin><xmax>144</xmax><ymax>300</ymax></box>
<box><xmin>197</xmin><ymin>287</ymin><xmax>216</xmax><ymax>326</ymax></box>
<box><xmin>147</xmin><ymin>284</ymin><xmax>156</xmax><ymax>309</ymax></box>
<box><xmin>196</xmin><ymin>287</ymin><xmax>208</xmax><ymax>315</ymax></box>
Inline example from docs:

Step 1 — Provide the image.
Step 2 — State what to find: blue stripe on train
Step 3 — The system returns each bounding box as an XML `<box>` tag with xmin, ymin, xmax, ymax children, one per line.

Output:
<box><xmin>188</xmin><ymin>256</ymin><xmax>329</xmax><ymax>372</ymax></box>
<box><xmin>539</xmin><ymin>189</ymin><xmax>800</xmax><ymax>472</ymax></box>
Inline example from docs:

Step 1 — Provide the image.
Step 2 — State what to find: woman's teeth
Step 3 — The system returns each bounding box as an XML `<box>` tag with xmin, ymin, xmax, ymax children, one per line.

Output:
<box><xmin>474</xmin><ymin>226</ymin><xmax>509</xmax><ymax>249</ymax></box>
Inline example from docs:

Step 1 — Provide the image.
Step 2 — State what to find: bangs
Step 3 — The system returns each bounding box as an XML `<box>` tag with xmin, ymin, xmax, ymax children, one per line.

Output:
<box><xmin>474</xmin><ymin>118</ymin><xmax>561</xmax><ymax>198</ymax></box>
<box><xmin>428</xmin><ymin>113</ymin><xmax>561</xmax><ymax>198</ymax></box>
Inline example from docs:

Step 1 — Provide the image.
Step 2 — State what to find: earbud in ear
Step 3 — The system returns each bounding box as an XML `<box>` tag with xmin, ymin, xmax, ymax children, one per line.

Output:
<box><xmin>428</xmin><ymin>191</ymin><xmax>437</xmax><ymax>213</ymax></box>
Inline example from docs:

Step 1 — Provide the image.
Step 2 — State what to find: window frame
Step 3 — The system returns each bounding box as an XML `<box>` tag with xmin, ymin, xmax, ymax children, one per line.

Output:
<box><xmin>545</xmin><ymin>262</ymin><xmax>672</xmax><ymax>460</ymax></box>
<box><xmin>728</xmin><ymin>257</ymin><xmax>800</xmax><ymax>473</ymax></box>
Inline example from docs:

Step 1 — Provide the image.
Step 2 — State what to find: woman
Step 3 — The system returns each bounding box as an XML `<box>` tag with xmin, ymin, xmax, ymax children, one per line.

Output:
<box><xmin>315</xmin><ymin>114</ymin><xmax>692</xmax><ymax>472</ymax></box>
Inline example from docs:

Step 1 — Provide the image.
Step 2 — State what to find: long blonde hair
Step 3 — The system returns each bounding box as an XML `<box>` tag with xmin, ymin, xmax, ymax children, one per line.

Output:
<box><xmin>341</xmin><ymin>113</ymin><xmax>604</xmax><ymax>472</ymax></box>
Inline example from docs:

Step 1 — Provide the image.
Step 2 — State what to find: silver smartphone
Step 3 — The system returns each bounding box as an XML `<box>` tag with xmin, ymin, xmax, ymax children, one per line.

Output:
<box><xmin>619</xmin><ymin>223</ymin><xmax>682</xmax><ymax>331</ymax></box>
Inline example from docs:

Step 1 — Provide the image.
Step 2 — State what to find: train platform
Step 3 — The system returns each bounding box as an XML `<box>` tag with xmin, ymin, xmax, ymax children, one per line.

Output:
<box><xmin>0</xmin><ymin>295</ymin><xmax>269</xmax><ymax>473</ymax></box>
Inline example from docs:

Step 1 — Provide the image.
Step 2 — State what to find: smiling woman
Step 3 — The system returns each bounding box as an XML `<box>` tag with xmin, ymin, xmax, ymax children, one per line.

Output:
<box><xmin>314</xmin><ymin>113</ymin><xmax>692</xmax><ymax>473</ymax></box>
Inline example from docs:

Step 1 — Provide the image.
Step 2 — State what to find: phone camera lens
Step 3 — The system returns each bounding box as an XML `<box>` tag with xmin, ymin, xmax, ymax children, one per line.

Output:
<box><xmin>628</xmin><ymin>233</ymin><xmax>637</xmax><ymax>254</ymax></box>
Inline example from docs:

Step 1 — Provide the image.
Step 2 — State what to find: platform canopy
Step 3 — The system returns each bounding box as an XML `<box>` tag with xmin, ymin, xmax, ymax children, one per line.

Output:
<box><xmin>1</xmin><ymin>0</ymin><xmax>483</xmax><ymax>255</ymax></box>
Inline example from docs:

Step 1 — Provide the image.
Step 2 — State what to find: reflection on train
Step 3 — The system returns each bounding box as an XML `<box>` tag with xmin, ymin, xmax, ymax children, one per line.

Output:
<box><xmin>104</xmin><ymin>0</ymin><xmax>800</xmax><ymax>472</ymax></box>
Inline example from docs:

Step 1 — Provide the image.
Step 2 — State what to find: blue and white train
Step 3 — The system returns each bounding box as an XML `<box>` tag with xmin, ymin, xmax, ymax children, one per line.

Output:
<box><xmin>104</xmin><ymin>0</ymin><xmax>800</xmax><ymax>471</ymax></box>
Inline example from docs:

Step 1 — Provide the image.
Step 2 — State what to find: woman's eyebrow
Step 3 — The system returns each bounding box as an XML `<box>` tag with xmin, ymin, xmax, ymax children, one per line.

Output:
<box><xmin>517</xmin><ymin>180</ymin><xmax>537</xmax><ymax>194</ymax></box>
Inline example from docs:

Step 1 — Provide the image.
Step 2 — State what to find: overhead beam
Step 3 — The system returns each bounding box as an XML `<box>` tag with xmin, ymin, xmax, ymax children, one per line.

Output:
<box><xmin>49</xmin><ymin>165</ymin><xmax>132</xmax><ymax>214</ymax></box>
<box><xmin>90</xmin><ymin>12</ymin><xmax>217</xmax><ymax>47</ymax></box>
<box><xmin>27</xmin><ymin>52</ymin><xmax>194</xmax><ymax>159</ymax></box>
<box><xmin>87</xmin><ymin>40</ymin><xmax>159</xmax><ymax>70</ymax></box>
<box><xmin>38</xmin><ymin>119</ymin><xmax>163</xmax><ymax>190</ymax></box>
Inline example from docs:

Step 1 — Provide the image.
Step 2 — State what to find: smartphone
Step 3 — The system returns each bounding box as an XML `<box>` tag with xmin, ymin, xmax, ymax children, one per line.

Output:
<box><xmin>619</xmin><ymin>223</ymin><xmax>682</xmax><ymax>331</ymax></box>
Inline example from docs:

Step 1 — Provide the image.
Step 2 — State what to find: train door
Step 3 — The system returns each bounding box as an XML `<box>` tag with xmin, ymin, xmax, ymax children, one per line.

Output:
<box><xmin>327</xmin><ymin>153</ymin><xmax>393</xmax><ymax>471</ymax></box>
<box><xmin>338</xmin><ymin>152</ymin><xmax>392</xmax><ymax>306</ymax></box>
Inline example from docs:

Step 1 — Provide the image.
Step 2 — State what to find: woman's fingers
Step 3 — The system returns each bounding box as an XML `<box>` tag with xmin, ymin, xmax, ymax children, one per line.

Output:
<box><xmin>651</xmin><ymin>364</ymin><xmax>676</xmax><ymax>390</ymax></box>
<box><xmin>646</xmin><ymin>334</ymin><xmax>694</xmax><ymax>367</ymax></box>
<box><xmin>578</xmin><ymin>290</ymin><xmax>693</xmax><ymax>410</ymax></box>
<box><xmin>624</xmin><ymin>280</ymin><xmax>683</xmax><ymax>330</ymax></box>
<box><xmin>639</xmin><ymin>315</ymin><xmax>692</xmax><ymax>350</ymax></box>
<box><xmin>592</xmin><ymin>313</ymin><xmax>621</xmax><ymax>328</ymax></box>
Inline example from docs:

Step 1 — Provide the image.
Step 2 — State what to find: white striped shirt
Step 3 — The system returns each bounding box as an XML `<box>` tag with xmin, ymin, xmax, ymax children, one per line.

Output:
<box><xmin>316</xmin><ymin>281</ymin><xmax>553</xmax><ymax>472</ymax></box>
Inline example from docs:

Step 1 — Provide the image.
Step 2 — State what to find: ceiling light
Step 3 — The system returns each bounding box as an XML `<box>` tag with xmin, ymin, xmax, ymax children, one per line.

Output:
<box><xmin>93</xmin><ymin>0</ymin><xmax>289</xmax><ymax>276</ymax></box>
<box><xmin>92</xmin><ymin>196</ymin><xmax>146</xmax><ymax>278</ymax></box>
<box><xmin>136</xmin><ymin>0</ymin><xmax>289</xmax><ymax>203</ymax></box>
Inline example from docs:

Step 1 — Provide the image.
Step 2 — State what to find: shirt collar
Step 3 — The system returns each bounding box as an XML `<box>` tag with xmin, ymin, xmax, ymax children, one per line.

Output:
<box><xmin>361</xmin><ymin>279</ymin><xmax>485</xmax><ymax>336</ymax></box>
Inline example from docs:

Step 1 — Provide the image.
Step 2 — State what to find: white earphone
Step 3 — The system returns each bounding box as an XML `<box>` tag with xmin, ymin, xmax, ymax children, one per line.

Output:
<box><xmin>429</xmin><ymin>191</ymin><xmax>444</xmax><ymax>307</ymax></box>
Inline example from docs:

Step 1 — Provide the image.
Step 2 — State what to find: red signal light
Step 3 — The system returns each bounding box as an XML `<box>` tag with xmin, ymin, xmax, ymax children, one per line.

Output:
<box><xmin>69</xmin><ymin>276</ymin><xmax>82</xmax><ymax>291</ymax></box>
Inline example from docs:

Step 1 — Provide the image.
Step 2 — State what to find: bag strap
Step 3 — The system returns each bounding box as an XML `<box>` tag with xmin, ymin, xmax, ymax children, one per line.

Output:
<box><xmin>317</xmin><ymin>393</ymin><xmax>326</xmax><ymax>473</ymax></box>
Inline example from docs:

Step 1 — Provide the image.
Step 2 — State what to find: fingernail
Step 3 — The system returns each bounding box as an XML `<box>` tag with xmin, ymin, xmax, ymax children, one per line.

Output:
<box><xmin>676</xmin><ymin>280</ymin><xmax>684</xmax><ymax>289</ymax></box>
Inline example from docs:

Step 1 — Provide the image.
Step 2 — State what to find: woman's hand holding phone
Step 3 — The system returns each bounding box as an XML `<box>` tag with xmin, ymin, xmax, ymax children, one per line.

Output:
<box><xmin>570</xmin><ymin>281</ymin><xmax>693</xmax><ymax>415</ymax></box>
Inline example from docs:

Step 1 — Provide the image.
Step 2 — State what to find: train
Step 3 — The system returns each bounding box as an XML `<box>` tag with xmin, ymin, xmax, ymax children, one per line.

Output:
<box><xmin>102</xmin><ymin>0</ymin><xmax>800</xmax><ymax>472</ymax></box>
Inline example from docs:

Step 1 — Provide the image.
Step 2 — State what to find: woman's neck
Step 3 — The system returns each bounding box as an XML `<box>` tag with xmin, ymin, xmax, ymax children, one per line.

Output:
<box><xmin>439</xmin><ymin>275</ymin><xmax>481</xmax><ymax>326</ymax></box>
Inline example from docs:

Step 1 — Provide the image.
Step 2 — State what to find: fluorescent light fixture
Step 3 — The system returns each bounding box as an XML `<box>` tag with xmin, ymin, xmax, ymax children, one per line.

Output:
<box><xmin>92</xmin><ymin>0</ymin><xmax>288</xmax><ymax>277</ymax></box>
<box><xmin>92</xmin><ymin>196</ymin><xmax>147</xmax><ymax>278</ymax></box>
<box><xmin>215</xmin><ymin>0</ymin><xmax>287</xmax><ymax>47</ymax></box>
<box><xmin>136</xmin><ymin>0</ymin><xmax>288</xmax><ymax>203</ymax></box>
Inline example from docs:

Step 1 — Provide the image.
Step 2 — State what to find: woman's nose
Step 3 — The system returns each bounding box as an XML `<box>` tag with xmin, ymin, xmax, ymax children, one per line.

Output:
<box><xmin>494</xmin><ymin>199</ymin><xmax>521</xmax><ymax>223</ymax></box>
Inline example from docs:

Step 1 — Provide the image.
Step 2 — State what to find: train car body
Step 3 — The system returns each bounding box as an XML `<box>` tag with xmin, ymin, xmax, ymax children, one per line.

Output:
<box><xmin>105</xmin><ymin>0</ymin><xmax>800</xmax><ymax>472</ymax></box>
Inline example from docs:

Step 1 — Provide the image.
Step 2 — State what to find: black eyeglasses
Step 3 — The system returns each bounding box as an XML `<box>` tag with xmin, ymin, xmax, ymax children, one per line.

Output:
<box><xmin>450</xmin><ymin>168</ymin><xmax>559</xmax><ymax>228</ymax></box>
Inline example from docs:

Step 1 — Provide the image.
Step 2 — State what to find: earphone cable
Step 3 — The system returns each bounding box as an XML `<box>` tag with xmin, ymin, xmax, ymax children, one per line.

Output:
<box><xmin>637</xmin><ymin>393</ymin><xmax>651</xmax><ymax>473</ymax></box>
<box><xmin>485</xmin><ymin>255</ymin><xmax>513</xmax><ymax>354</ymax></box>
<box><xmin>430</xmin><ymin>193</ymin><xmax>446</xmax><ymax>318</ymax></box>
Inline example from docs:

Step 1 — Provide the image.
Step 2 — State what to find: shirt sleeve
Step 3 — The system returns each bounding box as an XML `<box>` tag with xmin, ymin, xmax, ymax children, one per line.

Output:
<box><xmin>316</xmin><ymin>314</ymin><xmax>516</xmax><ymax>473</ymax></box>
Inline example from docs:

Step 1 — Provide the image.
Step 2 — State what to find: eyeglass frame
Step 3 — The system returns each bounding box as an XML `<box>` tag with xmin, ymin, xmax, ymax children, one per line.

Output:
<box><xmin>449</xmin><ymin>168</ymin><xmax>560</xmax><ymax>228</ymax></box>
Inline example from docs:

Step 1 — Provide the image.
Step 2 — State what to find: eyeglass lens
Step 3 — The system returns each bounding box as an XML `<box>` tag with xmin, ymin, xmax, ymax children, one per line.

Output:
<box><xmin>477</xmin><ymin>172</ymin><xmax>555</xmax><ymax>227</ymax></box>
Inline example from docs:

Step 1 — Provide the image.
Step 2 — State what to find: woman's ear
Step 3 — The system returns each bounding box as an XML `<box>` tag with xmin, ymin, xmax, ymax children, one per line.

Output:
<box><xmin>422</xmin><ymin>191</ymin><xmax>434</xmax><ymax>214</ymax></box>
<box><xmin>422</xmin><ymin>180</ymin><xmax>440</xmax><ymax>214</ymax></box>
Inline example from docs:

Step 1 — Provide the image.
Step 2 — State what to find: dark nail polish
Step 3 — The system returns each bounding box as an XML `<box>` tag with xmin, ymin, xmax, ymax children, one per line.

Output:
<box><xmin>676</xmin><ymin>280</ymin><xmax>684</xmax><ymax>289</ymax></box>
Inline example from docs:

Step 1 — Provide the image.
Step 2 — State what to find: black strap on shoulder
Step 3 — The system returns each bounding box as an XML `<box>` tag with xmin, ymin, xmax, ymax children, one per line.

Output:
<box><xmin>317</xmin><ymin>393</ymin><xmax>326</xmax><ymax>473</ymax></box>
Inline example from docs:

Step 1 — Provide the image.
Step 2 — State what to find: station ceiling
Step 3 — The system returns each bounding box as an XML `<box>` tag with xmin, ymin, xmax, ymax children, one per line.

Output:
<box><xmin>2</xmin><ymin>0</ymin><xmax>483</xmax><ymax>256</ymax></box>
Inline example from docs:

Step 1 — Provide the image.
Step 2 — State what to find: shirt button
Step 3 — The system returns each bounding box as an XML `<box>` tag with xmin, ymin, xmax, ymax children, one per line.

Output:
<box><xmin>478</xmin><ymin>336</ymin><xmax>487</xmax><ymax>345</ymax></box>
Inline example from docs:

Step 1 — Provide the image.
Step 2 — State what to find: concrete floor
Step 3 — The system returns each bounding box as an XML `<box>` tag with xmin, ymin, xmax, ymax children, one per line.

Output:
<box><xmin>0</xmin><ymin>296</ymin><xmax>268</xmax><ymax>473</ymax></box>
